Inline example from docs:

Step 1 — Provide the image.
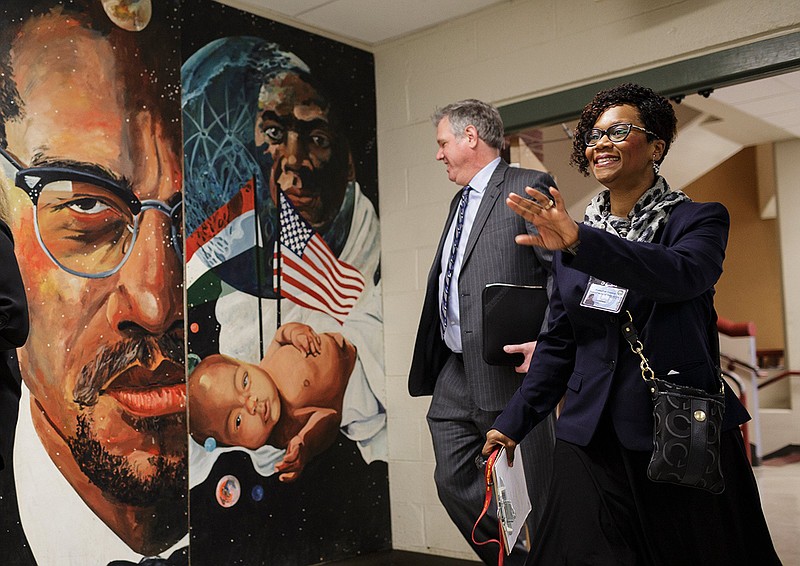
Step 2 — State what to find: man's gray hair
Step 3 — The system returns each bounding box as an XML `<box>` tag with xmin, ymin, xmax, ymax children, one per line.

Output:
<box><xmin>432</xmin><ymin>99</ymin><xmax>505</xmax><ymax>150</ymax></box>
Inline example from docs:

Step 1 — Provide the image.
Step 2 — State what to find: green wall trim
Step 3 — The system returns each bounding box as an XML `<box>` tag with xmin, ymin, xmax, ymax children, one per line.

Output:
<box><xmin>500</xmin><ymin>31</ymin><xmax>800</xmax><ymax>131</ymax></box>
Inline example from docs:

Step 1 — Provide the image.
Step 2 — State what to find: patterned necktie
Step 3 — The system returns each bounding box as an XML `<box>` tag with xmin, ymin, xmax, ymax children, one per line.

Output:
<box><xmin>440</xmin><ymin>185</ymin><xmax>471</xmax><ymax>335</ymax></box>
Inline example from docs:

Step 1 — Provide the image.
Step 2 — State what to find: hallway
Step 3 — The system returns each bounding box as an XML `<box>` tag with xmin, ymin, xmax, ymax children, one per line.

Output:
<box><xmin>334</xmin><ymin>455</ymin><xmax>800</xmax><ymax>565</ymax></box>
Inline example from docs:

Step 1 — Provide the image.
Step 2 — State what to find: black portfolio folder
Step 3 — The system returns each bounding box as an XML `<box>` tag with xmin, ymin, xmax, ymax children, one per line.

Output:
<box><xmin>481</xmin><ymin>283</ymin><xmax>548</xmax><ymax>367</ymax></box>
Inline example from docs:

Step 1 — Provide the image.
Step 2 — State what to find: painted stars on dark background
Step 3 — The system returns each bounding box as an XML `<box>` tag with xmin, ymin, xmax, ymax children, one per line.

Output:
<box><xmin>181</xmin><ymin>2</ymin><xmax>390</xmax><ymax>564</ymax></box>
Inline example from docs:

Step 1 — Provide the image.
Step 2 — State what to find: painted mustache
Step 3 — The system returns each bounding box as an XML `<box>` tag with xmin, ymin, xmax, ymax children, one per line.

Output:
<box><xmin>73</xmin><ymin>333</ymin><xmax>184</xmax><ymax>408</ymax></box>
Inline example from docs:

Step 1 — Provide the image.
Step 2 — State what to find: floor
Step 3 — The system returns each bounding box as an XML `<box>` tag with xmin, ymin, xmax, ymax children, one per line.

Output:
<box><xmin>332</xmin><ymin>451</ymin><xmax>800</xmax><ymax>565</ymax></box>
<box><xmin>754</xmin><ymin>449</ymin><xmax>800</xmax><ymax>564</ymax></box>
<box><xmin>330</xmin><ymin>551</ymin><xmax>479</xmax><ymax>565</ymax></box>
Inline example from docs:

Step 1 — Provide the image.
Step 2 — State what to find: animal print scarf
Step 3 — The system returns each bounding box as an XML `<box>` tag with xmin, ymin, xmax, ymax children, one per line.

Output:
<box><xmin>583</xmin><ymin>176</ymin><xmax>690</xmax><ymax>242</ymax></box>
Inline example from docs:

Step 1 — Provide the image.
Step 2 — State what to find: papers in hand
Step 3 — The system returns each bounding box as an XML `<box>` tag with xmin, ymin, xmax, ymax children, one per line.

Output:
<box><xmin>492</xmin><ymin>447</ymin><xmax>532</xmax><ymax>554</ymax></box>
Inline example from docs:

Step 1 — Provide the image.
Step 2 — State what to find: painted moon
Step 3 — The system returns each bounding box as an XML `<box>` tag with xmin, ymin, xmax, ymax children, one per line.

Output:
<box><xmin>101</xmin><ymin>0</ymin><xmax>152</xmax><ymax>31</ymax></box>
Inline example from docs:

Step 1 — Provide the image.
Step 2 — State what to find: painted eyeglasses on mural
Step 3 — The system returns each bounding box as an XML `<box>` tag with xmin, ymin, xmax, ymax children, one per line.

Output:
<box><xmin>0</xmin><ymin>146</ymin><xmax>182</xmax><ymax>278</ymax></box>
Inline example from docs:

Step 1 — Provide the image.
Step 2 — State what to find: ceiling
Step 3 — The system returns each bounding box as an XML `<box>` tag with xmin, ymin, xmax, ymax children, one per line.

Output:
<box><xmin>518</xmin><ymin>72</ymin><xmax>800</xmax><ymax>219</ymax></box>
<box><xmin>225</xmin><ymin>0</ymin><xmax>507</xmax><ymax>45</ymax></box>
<box><xmin>701</xmin><ymin>70</ymin><xmax>800</xmax><ymax>140</ymax></box>
<box><xmin>663</xmin><ymin>69</ymin><xmax>800</xmax><ymax>191</ymax></box>
<box><xmin>226</xmin><ymin>1</ymin><xmax>799</xmax><ymax>137</ymax></box>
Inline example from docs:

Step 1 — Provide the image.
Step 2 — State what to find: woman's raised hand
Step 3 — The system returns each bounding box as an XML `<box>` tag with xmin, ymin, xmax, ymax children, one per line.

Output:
<box><xmin>507</xmin><ymin>186</ymin><xmax>580</xmax><ymax>251</ymax></box>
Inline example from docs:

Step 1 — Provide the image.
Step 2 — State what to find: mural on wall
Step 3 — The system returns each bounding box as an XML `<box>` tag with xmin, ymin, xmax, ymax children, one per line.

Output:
<box><xmin>182</xmin><ymin>1</ymin><xmax>389</xmax><ymax>565</ymax></box>
<box><xmin>0</xmin><ymin>1</ymin><xmax>188</xmax><ymax>565</ymax></box>
<box><xmin>0</xmin><ymin>0</ymin><xmax>387</xmax><ymax>563</ymax></box>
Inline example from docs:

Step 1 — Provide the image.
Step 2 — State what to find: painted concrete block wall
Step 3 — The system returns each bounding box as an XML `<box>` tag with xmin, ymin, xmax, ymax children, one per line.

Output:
<box><xmin>374</xmin><ymin>0</ymin><xmax>800</xmax><ymax>558</ymax></box>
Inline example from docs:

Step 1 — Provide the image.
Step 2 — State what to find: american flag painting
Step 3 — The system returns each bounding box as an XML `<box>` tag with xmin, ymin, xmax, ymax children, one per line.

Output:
<box><xmin>274</xmin><ymin>192</ymin><xmax>365</xmax><ymax>324</ymax></box>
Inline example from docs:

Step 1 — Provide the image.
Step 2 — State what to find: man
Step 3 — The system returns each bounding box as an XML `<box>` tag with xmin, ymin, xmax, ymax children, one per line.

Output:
<box><xmin>254</xmin><ymin>65</ymin><xmax>356</xmax><ymax>241</ymax></box>
<box><xmin>0</xmin><ymin>2</ymin><xmax>187</xmax><ymax>564</ymax></box>
<box><xmin>181</xmin><ymin>33</ymin><xmax>388</xmax><ymax>564</ymax></box>
<box><xmin>183</xmin><ymin>37</ymin><xmax>385</xmax><ymax>465</ymax></box>
<box><xmin>0</xmin><ymin>183</ymin><xmax>28</xmax><ymax>474</ymax></box>
<box><xmin>409</xmin><ymin>99</ymin><xmax>555</xmax><ymax>565</ymax></box>
<box><xmin>183</xmin><ymin>36</ymin><xmax>380</xmax><ymax>302</ymax></box>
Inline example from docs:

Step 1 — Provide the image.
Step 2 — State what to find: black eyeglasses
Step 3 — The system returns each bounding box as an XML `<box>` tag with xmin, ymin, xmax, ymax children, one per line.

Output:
<box><xmin>583</xmin><ymin>123</ymin><xmax>658</xmax><ymax>147</ymax></box>
<box><xmin>0</xmin><ymin>146</ymin><xmax>182</xmax><ymax>279</ymax></box>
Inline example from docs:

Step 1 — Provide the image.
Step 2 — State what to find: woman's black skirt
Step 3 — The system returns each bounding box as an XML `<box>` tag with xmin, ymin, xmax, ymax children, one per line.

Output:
<box><xmin>527</xmin><ymin>415</ymin><xmax>781</xmax><ymax>565</ymax></box>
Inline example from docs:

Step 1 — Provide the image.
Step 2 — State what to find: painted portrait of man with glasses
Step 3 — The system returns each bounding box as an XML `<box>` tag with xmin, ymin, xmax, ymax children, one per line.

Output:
<box><xmin>0</xmin><ymin>1</ymin><xmax>187</xmax><ymax>564</ymax></box>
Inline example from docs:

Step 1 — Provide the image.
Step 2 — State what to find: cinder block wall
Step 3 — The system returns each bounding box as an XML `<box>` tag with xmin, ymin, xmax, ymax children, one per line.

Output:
<box><xmin>776</xmin><ymin>139</ymin><xmax>800</xmax><ymax>372</ymax></box>
<box><xmin>374</xmin><ymin>0</ymin><xmax>800</xmax><ymax>558</ymax></box>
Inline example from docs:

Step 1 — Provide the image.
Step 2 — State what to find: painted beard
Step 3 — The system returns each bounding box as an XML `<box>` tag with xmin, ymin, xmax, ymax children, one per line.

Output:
<box><xmin>67</xmin><ymin>333</ymin><xmax>187</xmax><ymax>507</ymax></box>
<box><xmin>67</xmin><ymin>411</ymin><xmax>187</xmax><ymax>507</ymax></box>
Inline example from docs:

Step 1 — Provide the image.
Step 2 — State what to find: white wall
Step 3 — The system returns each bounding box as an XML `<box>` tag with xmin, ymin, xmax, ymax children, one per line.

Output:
<box><xmin>762</xmin><ymin>138</ymin><xmax>800</xmax><ymax>457</ymax></box>
<box><xmin>776</xmin><ymin>139</ymin><xmax>800</xmax><ymax>369</ymax></box>
<box><xmin>374</xmin><ymin>0</ymin><xmax>800</xmax><ymax>559</ymax></box>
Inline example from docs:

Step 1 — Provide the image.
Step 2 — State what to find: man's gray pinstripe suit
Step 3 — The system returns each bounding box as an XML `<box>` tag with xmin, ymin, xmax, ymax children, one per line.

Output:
<box><xmin>409</xmin><ymin>159</ymin><xmax>556</xmax><ymax>565</ymax></box>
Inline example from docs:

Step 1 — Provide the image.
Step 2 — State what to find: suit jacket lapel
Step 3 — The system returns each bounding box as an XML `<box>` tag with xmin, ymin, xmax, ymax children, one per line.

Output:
<box><xmin>461</xmin><ymin>160</ymin><xmax>507</xmax><ymax>269</ymax></box>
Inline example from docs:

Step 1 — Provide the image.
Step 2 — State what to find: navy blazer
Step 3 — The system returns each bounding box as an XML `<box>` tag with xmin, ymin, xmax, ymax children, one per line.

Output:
<box><xmin>408</xmin><ymin>161</ymin><xmax>555</xmax><ymax>411</ymax></box>
<box><xmin>494</xmin><ymin>200</ymin><xmax>749</xmax><ymax>451</ymax></box>
<box><xmin>0</xmin><ymin>220</ymin><xmax>29</xmax><ymax>471</ymax></box>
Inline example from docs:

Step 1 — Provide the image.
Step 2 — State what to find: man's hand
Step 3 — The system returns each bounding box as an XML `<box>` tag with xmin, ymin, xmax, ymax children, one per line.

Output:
<box><xmin>275</xmin><ymin>435</ymin><xmax>308</xmax><ymax>482</ymax></box>
<box><xmin>275</xmin><ymin>407</ymin><xmax>339</xmax><ymax>482</ymax></box>
<box><xmin>503</xmin><ymin>340</ymin><xmax>537</xmax><ymax>373</ymax></box>
<box><xmin>482</xmin><ymin>429</ymin><xmax>518</xmax><ymax>467</ymax></box>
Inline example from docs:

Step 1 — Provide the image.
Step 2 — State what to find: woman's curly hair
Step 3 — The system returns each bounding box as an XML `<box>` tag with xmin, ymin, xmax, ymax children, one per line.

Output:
<box><xmin>569</xmin><ymin>83</ymin><xmax>677</xmax><ymax>176</ymax></box>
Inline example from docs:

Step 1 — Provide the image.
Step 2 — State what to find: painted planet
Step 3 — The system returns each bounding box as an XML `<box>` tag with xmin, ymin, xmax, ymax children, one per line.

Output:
<box><xmin>101</xmin><ymin>0</ymin><xmax>152</xmax><ymax>31</ymax></box>
<box><xmin>216</xmin><ymin>475</ymin><xmax>241</xmax><ymax>508</ymax></box>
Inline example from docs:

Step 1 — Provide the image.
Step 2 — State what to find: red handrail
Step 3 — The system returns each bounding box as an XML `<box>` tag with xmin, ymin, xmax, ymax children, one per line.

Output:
<box><xmin>720</xmin><ymin>353</ymin><xmax>765</xmax><ymax>377</ymax></box>
<box><xmin>722</xmin><ymin>369</ymin><xmax>750</xmax><ymax>464</ymax></box>
<box><xmin>758</xmin><ymin>370</ymin><xmax>800</xmax><ymax>390</ymax></box>
<box><xmin>717</xmin><ymin>316</ymin><xmax>756</xmax><ymax>337</ymax></box>
<box><xmin>715</xmin><ymin>320</ymin><xmax>794</xmax><ymax>466</ymax></box>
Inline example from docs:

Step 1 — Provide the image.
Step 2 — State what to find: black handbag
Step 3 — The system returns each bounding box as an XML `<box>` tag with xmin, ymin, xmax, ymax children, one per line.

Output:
<box><xmin>621</xmin><ymin>311</ymin><xmax>726</xmax><ymax>494</ymax></box>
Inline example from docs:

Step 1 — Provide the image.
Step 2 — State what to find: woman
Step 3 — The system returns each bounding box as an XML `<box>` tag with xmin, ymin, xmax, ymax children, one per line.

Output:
<box><xmin>0</xmin><ymin>184</ymin><xmax>29</xmax><ymax>472</ymax></box>
<box><xmin>483</xmin><ymin>83</ymin><xmax>780</xmax><ymax>565</ymax></box>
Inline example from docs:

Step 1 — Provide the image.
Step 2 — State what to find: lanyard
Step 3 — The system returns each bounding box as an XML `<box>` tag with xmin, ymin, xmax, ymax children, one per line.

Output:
<box><xmin>471</xmin><ymin>448</ymin><xmax>505</xmax><ymax>565</ymax></box>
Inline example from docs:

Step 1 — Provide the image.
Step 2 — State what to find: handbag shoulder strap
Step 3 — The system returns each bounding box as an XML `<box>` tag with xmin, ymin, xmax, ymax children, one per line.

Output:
<box><xmin>621</xmin><ymin>311</ymin><xmax>655</xmax><ymax>382</ymax></box>
<box><xmin>621</xmin><ymin>310</ymin><xmax>725</xmax><ymax>394</ymax></box>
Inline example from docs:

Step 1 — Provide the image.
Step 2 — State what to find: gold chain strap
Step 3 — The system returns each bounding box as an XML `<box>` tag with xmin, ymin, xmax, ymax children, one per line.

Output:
<box><xmin>622</xmin><ymin>310</ymin><xmax>655</xmax><ymax>382</ymax></box>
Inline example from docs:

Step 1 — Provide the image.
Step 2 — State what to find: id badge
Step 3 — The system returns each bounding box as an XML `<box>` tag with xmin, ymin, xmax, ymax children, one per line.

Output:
<box><xmin>580</xmin><ymin>277</ymin><xmax>628</xmax><ymax>313</ymax></box>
